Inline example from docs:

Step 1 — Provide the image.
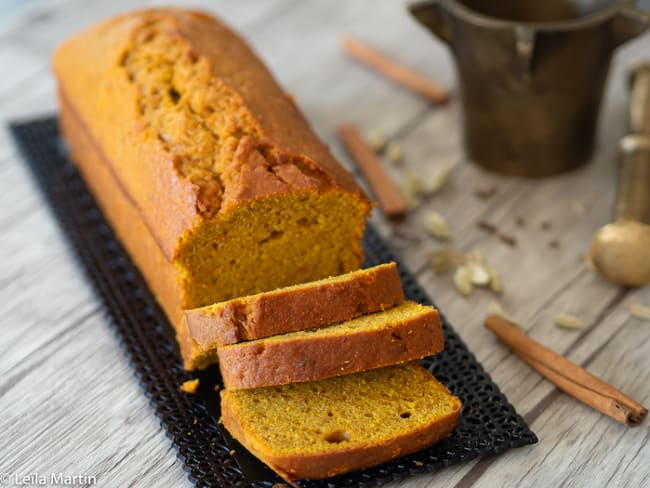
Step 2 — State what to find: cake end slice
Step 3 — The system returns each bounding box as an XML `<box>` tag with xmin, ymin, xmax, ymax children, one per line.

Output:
<box><xmin>220</xmin><ymin>363</ymin><xmax>462</xmax><ymax>481</ymax></box>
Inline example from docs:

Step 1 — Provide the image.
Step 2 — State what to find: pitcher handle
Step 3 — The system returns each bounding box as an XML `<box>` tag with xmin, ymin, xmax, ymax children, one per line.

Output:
<box><xmin>409</xmin><ymin>0</ymin><xmax>452</xmax><ymax>44</ymax></box>
<box><xmin>611</xmin><ymin>7</ymin><xmax>650</xmax><ymax>48</ymax></box>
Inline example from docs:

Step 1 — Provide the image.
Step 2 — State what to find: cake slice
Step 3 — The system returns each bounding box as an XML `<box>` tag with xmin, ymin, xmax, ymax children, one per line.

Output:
<box><xmin>217</xmin><ymin>301</ymin><xmax>444</xmax><ymax>389</ymax></box>
<box><xmin>182</xmin><ymin>262</ymin><xmax>404</xmax><ymax>368</ymax></box>
<box><xmin>220</xmin><ymin>363</ymin><xmax>462</xmax><ymax>481</ymax></box>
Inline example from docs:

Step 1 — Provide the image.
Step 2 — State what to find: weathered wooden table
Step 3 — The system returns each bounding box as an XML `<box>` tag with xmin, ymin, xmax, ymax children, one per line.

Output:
<box><xmin>1</xmin><ymin>1</ymin><xmax>649</xmax><ymax>486</ymax></box>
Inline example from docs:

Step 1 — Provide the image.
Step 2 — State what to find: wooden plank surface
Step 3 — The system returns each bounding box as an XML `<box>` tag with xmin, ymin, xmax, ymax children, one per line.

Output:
<box><xmin>1</xmin><ymin>1</ymin><xmax>649</xmax><ymax>487</ymax></box>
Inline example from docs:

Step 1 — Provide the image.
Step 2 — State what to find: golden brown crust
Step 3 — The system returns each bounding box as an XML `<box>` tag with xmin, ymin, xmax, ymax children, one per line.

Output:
<box><xmin>217</xmin><ymin>307</ymin><xmax>444</xmax><ymax>389</ymax></box>
<box><xmin>53</xmin><ymin>8</ymin><xmax>368</xmax><ymax>259</ymax></box>
<box><xmin>175</xmin><ymin>11</ymin><xmax>363</xmax><ymax>199</ymax></box>
<box><xmin>59</xmin><ymin>91</ymin><xmax>196</xmax><ymax>361</ymax></box>
<box><xmin>183</xmin><ymin>263</ymin><xmax>404</xmax><ymax>348</ymax></box>
<box><xmin>55</xmin><ymin>13</ymin><xmax>195</xmax><ymax>260</ymax></box>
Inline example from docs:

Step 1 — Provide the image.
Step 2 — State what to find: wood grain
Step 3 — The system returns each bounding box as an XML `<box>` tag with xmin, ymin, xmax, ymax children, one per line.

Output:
<box><xmin>1</xmin><ymin>1</ymin><xmax>650</xmax><ymax>487</ymax></box>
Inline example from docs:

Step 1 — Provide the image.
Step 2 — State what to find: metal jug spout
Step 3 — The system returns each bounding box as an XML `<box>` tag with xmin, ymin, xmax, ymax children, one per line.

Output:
<box><xmin>409</xmin><ymin>0</ymin><xmax>452</xmax><ymax>44</ymax></box>
<box><xmin>611</xmin><ymin>7</ymin><xmax>650</xmax><ymax>48</ymax></box>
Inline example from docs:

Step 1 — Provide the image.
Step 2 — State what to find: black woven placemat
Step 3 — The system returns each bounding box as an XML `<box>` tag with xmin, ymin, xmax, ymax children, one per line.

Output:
<box><xmin>9</xmin><ymin>117</ymin><xmax>536</xmax><ymax>487</ymax></box>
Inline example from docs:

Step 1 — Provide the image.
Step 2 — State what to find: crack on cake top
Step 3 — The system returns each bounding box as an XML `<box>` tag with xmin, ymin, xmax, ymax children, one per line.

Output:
<box><xmin>120</xmin><ymin>16</ymin><xmax>332</xmax><ymax>217</ymax></box>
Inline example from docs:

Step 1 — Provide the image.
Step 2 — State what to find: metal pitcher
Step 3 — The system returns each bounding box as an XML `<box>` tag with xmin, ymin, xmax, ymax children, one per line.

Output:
<box><xmin>410</xmin><ymin>0</ymin><xmax>650</xmax><ymax>177</ymax></box>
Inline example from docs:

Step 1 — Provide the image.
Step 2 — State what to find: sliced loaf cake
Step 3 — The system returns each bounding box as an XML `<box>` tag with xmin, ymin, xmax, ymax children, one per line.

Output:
<box><xmin>54</xmin><ymin>9</ymin><xmax>371</xmax><ymax>371</ymax></box>
<box><xmin>217</xmin><ymin>301</ymin><xmax>444</xmax><ymax>389</ymax></box>
<box><xmin>183</xmin><ymin>262</ymin><xmax>404</xmax><ymax>368</ymax></box>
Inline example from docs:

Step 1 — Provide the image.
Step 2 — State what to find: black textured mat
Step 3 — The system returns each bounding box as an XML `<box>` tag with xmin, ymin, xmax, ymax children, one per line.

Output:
<box><xmin>9</xmin><ymin>117</ymin><xmax>536</xmax><ymax>487</ymax></box>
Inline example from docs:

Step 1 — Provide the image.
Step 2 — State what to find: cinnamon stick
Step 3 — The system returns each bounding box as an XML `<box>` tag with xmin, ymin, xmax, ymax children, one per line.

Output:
<box><xmin>485</xmin><ymin>314</ymin><xmax>647</xmax><ymax>427</ymax></box>
<box><xmin>337</xmin><ymin>124</ymin><xmax>407</xmax><ymax>221</ymax></box>
<box><xmin>341</xmin><ymin>35</ymin><xmax>449</xmax><ymax>104</ymax></box>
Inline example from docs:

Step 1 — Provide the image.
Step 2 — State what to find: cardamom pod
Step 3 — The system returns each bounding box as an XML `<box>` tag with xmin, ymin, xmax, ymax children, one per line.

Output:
<box><xmin>453</xmin><ymin>265</ymin><xmax>473</xmax><ymax>296</ymax></box>
<box><xmin>553</xmin><ymin>313</ymin><xmax>585</xmax><ymax>330</ymax></box>
<box><xmin>423</xmin><ymin>211</ymin><xmax>451</xmax><ymax>240</ymax></box>
<box><xmin>366</xmin><ymin>128</ymin><xmax>386</xmax><ymax>152</ymax></box>
<box><xmin>386</xmin><ymin>141</ymin><xmax>404</xmax><ymax>165</ymax></box>
<box><xmin>426</xmin><ymin>166</ymin><xmax>452</xmax><ymax>194</ymax></box>
<box><xmin>628</xmin><ymin>303</ymin><xmax>650</xmax><ymax>321</ymax></box>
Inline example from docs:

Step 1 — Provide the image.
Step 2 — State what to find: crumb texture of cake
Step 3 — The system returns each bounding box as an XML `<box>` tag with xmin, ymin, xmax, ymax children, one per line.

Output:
<box><xmin>183</xmin><ymin>262</ymin><xmax>404</xmax><ymax>360</ymax></box>
<box><xmin>217</xmin><ymin>301</ymin><xmax>444</xmax><ymax>389</ymax></box>
<box><xmin>53</xmin><ymin>8</ymin><xmax>371</xmax><ymax>369</ymax></box>
<box><xmin>220</xmin><ymin>363</ymin><xmax>462</xmax><ymax>481</ymax></box>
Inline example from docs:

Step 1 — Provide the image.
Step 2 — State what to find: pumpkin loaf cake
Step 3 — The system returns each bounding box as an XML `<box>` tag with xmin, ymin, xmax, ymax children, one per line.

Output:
<box><xmin>183</xmin><ymin>262</ymin><xmax>404</xmax><ymax>368</ymax></box>
<box><xmin>53</xmin><ymin>8</ymin><xmax>371</xmax><ymax>369</ymax></box>
<box><xmin>54</xmin><ymin>10</ymin><xmax>462</xmax><ymax>482</ymax></box>
<box><xmin>217</xmin><ymin>301</ymin><xmax>444</xmax><ymax>390</ymax></box>
<box><xmin>220</xmin><ymin>363</ymin><xmax>462</xmax><ymax>481</ymax></box>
